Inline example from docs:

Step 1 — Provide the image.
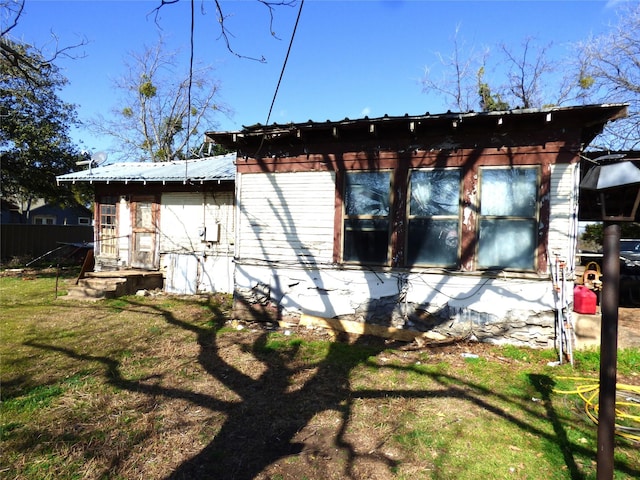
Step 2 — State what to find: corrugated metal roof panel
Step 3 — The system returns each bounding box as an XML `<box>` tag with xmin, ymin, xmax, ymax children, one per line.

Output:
<box><xmin>207</xmin><ymin>104</ymin><xmax>629</xmax><ymax>137</ymax></box>
<box><xmin>57</xmin><ymin>153</ymin><xmax>236</xmax><ymax>184</ymax></box>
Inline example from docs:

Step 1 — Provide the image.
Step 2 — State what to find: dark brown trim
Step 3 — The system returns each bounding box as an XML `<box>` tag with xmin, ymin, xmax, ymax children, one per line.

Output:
<box><xmin>460</xmin><ymin>158</ymin><xmax>480</xmax><ymax>271</ymax></box>
<box><xmin>391</xmin><ymin>155</ymin><xmax>409</xmax><ymax>267</ymax></box>
<box><xmin>328</xmin><ymin>147</ymin><xmax>570</xmax><ymax>274</ymax></box>
<box><xmin>236</xmin><ymin>142</ymin><xmax>576</xmax><ymax>174</ymax></box>
<box><xmin>333</xmin><ymin>169</ymin><xmax>345</xmax><ymax>263</ymax></box>
<box><xmin>207</xmin><ymin>104</ymin><xmax>627</xmax><ymax>156</ymax></box>
<box><xmin>538</xmin><ymin>159</ymin><xmax>552</xmax><ymax>273</ymax></box>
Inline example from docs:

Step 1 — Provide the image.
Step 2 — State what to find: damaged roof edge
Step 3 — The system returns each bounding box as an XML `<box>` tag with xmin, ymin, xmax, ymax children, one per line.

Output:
<box><xmin>205</xmin><ymin>103</ymin><xmax>629</xmax><ymax>142</ymax></box>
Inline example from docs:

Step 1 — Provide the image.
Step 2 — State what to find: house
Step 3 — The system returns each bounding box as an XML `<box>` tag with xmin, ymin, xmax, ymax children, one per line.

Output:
<box><xmin>0</xmin><ymin>197</ymin><xmax>92</xmax><ymax>225</ymax></box>
<box><xmin>0</xmin><ymin>198</ymin><xmax>23</xmax><ymax>224</ymax></box>
<box><xmin>56</xmin><ymin>154</ymin><xmax>236</xmax><ymax>294</ymax></box>
<box><xmin>28</xmin><ymin>202</ymin><xmax>92</xmax><ymax>226</ymax></box>
<box><xmin>206</xmin><ymin>104</ymin><xmax>628</xmax><ymax>348</ymax></box>
<box><xmin>1</xmin><ymin>198</ymin><xmax>93</xmax><ymax>265</ymax></box>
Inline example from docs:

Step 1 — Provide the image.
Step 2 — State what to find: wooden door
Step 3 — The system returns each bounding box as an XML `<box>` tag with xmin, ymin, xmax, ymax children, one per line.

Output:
<box><xmin>131</xmin><ymin>197</ymin><xmax>158</xmax><ymax>269</ymax></box>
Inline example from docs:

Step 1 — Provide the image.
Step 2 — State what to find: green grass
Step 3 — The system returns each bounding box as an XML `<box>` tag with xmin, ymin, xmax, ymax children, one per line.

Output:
<box><xmin>1</xmin><ymin>271</ymin><xmax>639</xmax><ymax>479</ymax></box>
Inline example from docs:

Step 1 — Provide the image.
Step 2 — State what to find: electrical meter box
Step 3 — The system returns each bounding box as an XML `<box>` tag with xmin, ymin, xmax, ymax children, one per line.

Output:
<box><xmin>200</xmin><ymin>223</ymin><xmax>220</xmax><ymax>243</ymax></box>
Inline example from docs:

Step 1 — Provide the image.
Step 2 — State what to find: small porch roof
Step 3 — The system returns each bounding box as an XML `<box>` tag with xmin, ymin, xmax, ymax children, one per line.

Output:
<box><xmin>56</xmin><ymin>153</ymin><xmax>236</xmax><ymax>185</ymax></box>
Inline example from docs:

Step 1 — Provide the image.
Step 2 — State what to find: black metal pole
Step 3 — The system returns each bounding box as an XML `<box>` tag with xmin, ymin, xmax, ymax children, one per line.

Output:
<box><xmin>596</xmin><ymin>222</ymin><xmax>621</xmax><ymax>480</ymax></box>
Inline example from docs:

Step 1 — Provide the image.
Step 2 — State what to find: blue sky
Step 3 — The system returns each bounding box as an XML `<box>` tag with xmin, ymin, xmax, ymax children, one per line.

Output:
<box><xmin>12</xmin><ymin>0</ymin><xmax>624</xmax><ymax>160</ymax></box>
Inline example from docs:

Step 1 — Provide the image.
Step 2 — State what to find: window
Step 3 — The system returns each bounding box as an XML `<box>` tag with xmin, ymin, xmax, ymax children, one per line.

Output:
<box><xmin>78</xmin><ymin>217</ymin><xmax>91</xmax><ymax>225</ymax></box>
<box><xmin>343</xmin><ymin>171</ymin><xmax>391</xmax><ymax>264</ymax></box>
<box><xmin>339</xmin><ymin>165</ymin><xmax>542</xmax><ymax>272</ymax></box>
<box><xmin>477</xmin><ymin>167</ymin><xmax>539</xmax><ymax>270</ymax></box>
<box><xmin>407</xmin><ymin>169</ymin><xmax>461</xmax><ymax>267</ymax></box>
<box><xmin>33</xmin><ymin>216</ymin><xmax>55</xmax><ymax>225</ymax></box>
<box><xmin>99</xmin><ymin>199</ymin><xmax>117</xmax><ymax>256</ymax></box>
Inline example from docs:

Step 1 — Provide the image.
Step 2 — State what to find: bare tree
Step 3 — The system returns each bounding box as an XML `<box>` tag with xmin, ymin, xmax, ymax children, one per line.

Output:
<box><xmin>87</xmin><ymin>39</ymin><xmax>229</xmax><ymax>162</ymax></box>
<box><xmin>152</xmin><ymin>0</ymin><xmax>297</xmax><ymax>62</ymax></box>
<box><xmin>421</xmin><ymin>25</ymin><xmax>488</xmax><ymax>112</ymax></box>
<box><xmin>422</xmin><ymin>27</ymin><xmax>588</xmax><ymax>113</ymax></box>
<box><xmin>576</xmin><ymin>3</ymin><xmax>640</xmax><ymax>149</ymax></box>
<box><xmin>501</xmin><ymin>38</ymin><xmax>559</xmax><ymax>109</ymax></box>
<box><xmin>1</xmin><ymin>0</ymin><xmax>87</xmax><ymax>86</ymax></box>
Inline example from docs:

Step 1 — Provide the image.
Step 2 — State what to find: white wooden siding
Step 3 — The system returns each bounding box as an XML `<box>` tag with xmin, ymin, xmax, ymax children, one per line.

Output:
<box><xmin>238</xmin><ymin>171</ymin><xmax>336</xmax><ymax>264</ymax></box>
<box><xmin>117</xmin><ymin>196</ymin><xmax>131</xmax><ymax>267</ymax></box>
<box><xmin>548</xmin><ymin>163</ymin><xmax>579</xmax><ymax>267</ymax></box>
<box><xmin>160</xmin><ymin>192</ymin><xmax>235</xmax><ymax>255</ymax></box>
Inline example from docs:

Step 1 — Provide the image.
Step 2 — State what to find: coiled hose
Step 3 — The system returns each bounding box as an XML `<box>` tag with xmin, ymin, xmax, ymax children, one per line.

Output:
<box><xmin>554</xmin><ymin>376</ymin><xmax>640</xmax><ymax>443</ymax></box>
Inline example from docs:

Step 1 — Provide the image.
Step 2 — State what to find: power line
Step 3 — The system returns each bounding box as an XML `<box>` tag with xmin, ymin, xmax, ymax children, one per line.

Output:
<box><xmin>264</xmin><ymin>0</ymin><xmax>305</xmax><ymax>127</ymax></box>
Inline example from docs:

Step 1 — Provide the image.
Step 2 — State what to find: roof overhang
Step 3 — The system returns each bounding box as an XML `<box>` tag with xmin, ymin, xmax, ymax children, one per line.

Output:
<box><xmin>206</xmin><ymin>104</ymin><xmax>628</xmax><ymax>158</ymax></box>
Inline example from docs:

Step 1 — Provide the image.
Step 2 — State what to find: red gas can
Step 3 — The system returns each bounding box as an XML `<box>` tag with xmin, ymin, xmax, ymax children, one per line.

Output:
<box><xmin>574</xmin><ymin>285</ymin><xmax>597</xmax><ymax>315</ymax></box>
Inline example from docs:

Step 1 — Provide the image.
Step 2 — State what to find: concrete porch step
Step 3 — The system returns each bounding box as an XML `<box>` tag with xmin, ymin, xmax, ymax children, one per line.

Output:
<box><xmin>62</xmin><ymin>277</ymin><xmax>127</xmax><ymax>300</ymax></box>
<box><xmin>59</xmin><ymin>270</ymin><xmax>163</xmax><ymax>300</ymax></box>
<box><xmin>84</xmin><ymin>271</ymin><xmax>163</xmax><ymax>294</ymax></box>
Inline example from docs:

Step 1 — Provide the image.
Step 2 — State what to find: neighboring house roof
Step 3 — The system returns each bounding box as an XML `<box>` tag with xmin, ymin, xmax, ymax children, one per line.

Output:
<box><xmin>0</xmin><ymin>198</ymin><xmax>24</xmax><ymax>224</ymax></box>
<box><xmin>56</xmin><ymin>153</ymin><xmax>236</xmax><ymax>184</ymax></box>
<box><xmin>30</xmin><ymin>203</ymin><xmax>92</xmax><ymax>217</ymax></box>
<box><xmin>206</xmin><ymin>104</ymin><xmax>628</xmax><ymax>154</ymax></box>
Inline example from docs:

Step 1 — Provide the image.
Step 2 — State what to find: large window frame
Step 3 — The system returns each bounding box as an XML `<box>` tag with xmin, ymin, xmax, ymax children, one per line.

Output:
<box><xmin>339</xmin><ymin>163</ymin><xmax>543</xmax><ymax>273</ymax></box>
<box><xmin>342</xmin><ymin>170</ymin><xmax>392</xmax><ymax>265</ymax></box>
<box><xmin>476</xmin><ymin>166</ymin><xmax>540</xmax><ymax>271</ymax></box>
<box><xmin>406</xmin><ymin>168</ymin><xmax>462</xmax><ymax>268</ymax></box>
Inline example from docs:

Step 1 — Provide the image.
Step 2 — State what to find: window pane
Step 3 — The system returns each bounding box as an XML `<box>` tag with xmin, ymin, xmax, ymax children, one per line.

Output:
<box><xmin>343</xmin><ymin>219</ymin><xmax>389</xmax><ymax>263</ymax></box>
<box><xmin>135</xmin><ymin>202</ymin><xmax>153</xmax><ymax>228</ymax></box>
<box><xmin>480</xmin><ymin>168</ymin><xmax>537</xmax><ymax>217</ymax></box>
<box><xmin>407</xmin><ymin>219</ymin><xmax>458</xmax><ymax>266</ymax></box>
<box><xmin>410</xmin><ymin>170</ymin><xmax>460</xmax><ymax>216</ymax></box>
<box><xmin>99</xmin><ymin>203</ymin><xmax>117</xmax><ymax>256</ymax></box>
<box><xmin>345</xmin><ymin>171</ymin><xmax>390</xmax><ymax>216</ymax></box>
<box><xmin>478</xmin><ymin>219</ymin><xmax>536</xmax><ymax>269</ymax></box>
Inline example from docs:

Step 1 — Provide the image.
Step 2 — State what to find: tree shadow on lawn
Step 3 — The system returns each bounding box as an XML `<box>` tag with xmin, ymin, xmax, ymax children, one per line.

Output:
<box><xmin>24</xmin><ymin>298</ymin><xmax>640</xmax><ymax>480</ymax></box>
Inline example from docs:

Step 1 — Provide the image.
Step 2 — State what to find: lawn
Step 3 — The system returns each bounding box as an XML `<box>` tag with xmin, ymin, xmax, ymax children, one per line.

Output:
<box><xmin>1</xmin><ymin>270</ymin><xmax>639</xmax><ymax>479</ymax></box>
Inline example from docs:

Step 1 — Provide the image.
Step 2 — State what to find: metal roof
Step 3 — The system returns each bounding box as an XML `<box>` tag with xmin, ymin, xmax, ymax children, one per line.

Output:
<box><xmin>56</xmin><ymin>153</ymin><xmax>236</xmax><ymax>184</ymax></box>
<box><xmin>207</xmin><ymin>104</ymin><xmax>628</xmax><ymax>136</ymax></box>
<box><xmin>206</xmin><ymin>104</ymin><xmax>629</xmax><ymax>153</ymax></box>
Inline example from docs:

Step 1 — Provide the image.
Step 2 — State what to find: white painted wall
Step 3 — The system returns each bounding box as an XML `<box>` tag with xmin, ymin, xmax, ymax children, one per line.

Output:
<box><xmin>233</xmin><ymin>169</ymin><xmax>576</xmax><ymax>347</ymax></box>
<box><xmin>547</xmin><ymin>162</ymin><xmax>579</xmax><ymax>271</ymax></box>
<box><xmin>234</xmin><ymin>263</ymin><xmax>557</xmax><ymax>346</ymax></box>
<box><xmin>160</xmin><ymin>191</ymin><xmax>235</xmax><ymax>294</ymax></box>
<box><xmin>116</xmin><ymin>196</ymin><xmax>130</xmax><ymax>268</ymax></box>
<box><xmin>237</xmin><ymin>171</ymin><xmax>336</xmax><ymax>264</ymax></box>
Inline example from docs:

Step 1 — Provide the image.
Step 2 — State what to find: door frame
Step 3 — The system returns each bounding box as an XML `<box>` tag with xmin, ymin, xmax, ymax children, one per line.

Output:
<box><xmin>130</xmin><ymin>195</ymin><xmax>160</xmax><ymax>269</ymax></box>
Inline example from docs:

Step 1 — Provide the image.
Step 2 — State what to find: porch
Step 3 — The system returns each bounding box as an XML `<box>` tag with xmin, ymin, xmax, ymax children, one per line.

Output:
<box><xmin>61</xmin><ymin>270</ymin><xmax>164</xmax><ymax>301</ymax></box>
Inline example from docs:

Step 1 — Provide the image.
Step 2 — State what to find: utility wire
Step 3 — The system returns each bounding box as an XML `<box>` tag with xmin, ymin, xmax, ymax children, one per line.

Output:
<box><xmin>265</xmin><ymin>0</ymin><xmax>304</xmax><ymax>127</ymax></box>
<box><xmin>185</xmin><ymin>0</ymin><xmax>196</xmax><ymax>180</ymax></box>
<box><xmin>254</xmin><ymin>0</ymin><xmax>304</xmax><ymax>157</ymax></box>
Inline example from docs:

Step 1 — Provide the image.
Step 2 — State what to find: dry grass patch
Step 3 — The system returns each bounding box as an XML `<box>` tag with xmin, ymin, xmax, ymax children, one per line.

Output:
<box><xmin>1</xmin><ymin>271</ymin><xmax>639</xmax><ymax>479</ymax></box>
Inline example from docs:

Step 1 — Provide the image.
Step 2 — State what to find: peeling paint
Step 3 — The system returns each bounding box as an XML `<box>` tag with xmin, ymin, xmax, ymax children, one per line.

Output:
<box><xmin>233</xmin><ymin>263</ymin><xmax>558</xmax><ymax>348</ymax></box>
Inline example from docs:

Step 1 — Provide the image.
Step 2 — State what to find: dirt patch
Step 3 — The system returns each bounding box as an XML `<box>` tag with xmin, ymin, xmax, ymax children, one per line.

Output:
<box><xmin>617</xmin><ymin>307</ymin><xmax>640</xmax><ymax>348</ymax></box>
<box><xmin>3</xmin><ymin>276</ymin><xmax>638</xmax><ymax>480</ymax></box>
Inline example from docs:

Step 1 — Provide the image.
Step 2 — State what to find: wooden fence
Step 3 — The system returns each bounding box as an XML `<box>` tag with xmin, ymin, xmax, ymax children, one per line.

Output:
<box><xmin>1</xmin><ymin>224</ymin><xmax>94</xmax><ymax>265</ymax></box>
